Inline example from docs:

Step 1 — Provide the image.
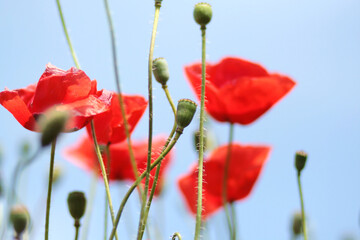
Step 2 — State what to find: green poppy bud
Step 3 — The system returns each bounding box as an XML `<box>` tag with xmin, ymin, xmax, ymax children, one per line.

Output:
<box><xmin>67</xmin><ymin>191</ymin><xmax>86</xmax><ymax>221</ymax></box>
<box><xmin>153</xmin><ymin>58</ymin><xmax>170</xmax><ymax>86</ymax></box>
<box><xmin>295</xmin><ymin>150</ymin><xmax>308</xmax><ymax>173</ymax></box>
<box><xmin>176</xmin><ymin>99</ymin><xmax>197</xmax><ymax>133</ymax></box>
<box><xmin>39</xmin><ymin>109</ymin><xmax>69</xmax><ymax>147</ymax></box>
<box><xmin>291</xmin><ymin>212</ymin><xmax>302</xmax><ymax>236</ymax></box>
<box><xmin>193</xmin><ymin>130</ymin><xmax>207</xmax><ymax>152</ymax></box>
<box><xmin>193</xmin><ymin>3</ymin><xmax>212</xmax><ymax>27</ymax></box>
<box><xmin>10</xmin><ymin>204</ymin><xmax>29</xmax><ymax>236</ymax></box>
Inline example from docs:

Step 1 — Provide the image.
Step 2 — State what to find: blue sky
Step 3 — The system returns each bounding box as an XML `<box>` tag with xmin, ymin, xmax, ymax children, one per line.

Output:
<box><xmin>0</xmin><ymin>0</ymin><xmax>359</xmax><ymax>239</ymax></box>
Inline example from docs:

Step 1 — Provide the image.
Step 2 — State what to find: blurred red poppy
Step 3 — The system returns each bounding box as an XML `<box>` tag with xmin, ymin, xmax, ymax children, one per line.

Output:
<box><xmin>65</xmin><ymin>135</ymin><xmax>173</xmax><ymax>196</ymax></box>
<box><xmin>184</xmin><ymin>57</ymin><xmax>296</xmax><ymax>124</ymax></box>
<box><xmin>0</xmin><ymin>64</ymin><xmax>112</xmax><ymax>131</ymax></box>
<box><xmin>178</xmin><ymin>143</ymin><xmax>271</xmax><ymax>219</ymax></box>
<box><xmin>87</xmin><ymin>92</ymin><xmax>147</xmax><ymax>145</ymax></box>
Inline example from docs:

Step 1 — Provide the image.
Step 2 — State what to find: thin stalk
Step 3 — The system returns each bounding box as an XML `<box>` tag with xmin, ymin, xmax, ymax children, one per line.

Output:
<box><xmin>230</xmin><ymin>203</ymin><xmax>237</xmax><ymax>240</ymax></box>
<box><xmin>137</xmin><ymin>85</ymin><xmax>177</xmax><ymax>240</ymax></box>
<box><xmin>44</xmin><ymin>140</ymin><xmax>56</xmax><ymax>240</ymax></box>
<box><xmin>104</xmin><ymin>145</ymin><xmax>111</xmax><ymax>240</ymax></box>
<box><xmin>109</xmin><ymin>132</ymin><xmax>181</xmax><ymax>240</ymax></box>
<box><xmin>223</xmin><ymin>124</ymin><xmax>234</xmax><ymax>240</ymax></box>
<box><xmin>81</xmin><ymin>172</ymin><xmax>98</xmax><ymax>240</ymax></box>
<box><xmin>103</xmin><ymin>0</ymin><xmax>139</xmax><ymax>182</ymax></box>
<box><xmin>74</xmin><ymin>222</ymin><xmax>80</xmax><ymax>240</ymax></box>
<box><xmin>90</xmin><ymin>121</ymin><xmax>119</xmax><ymax>240</ymax></box>
<box><xmin>172</xmin><ymin>232</ymin><xmax>182</xmax><ymax>240</ymax></box>
<box><xmin>55</xmin><ymin>0</ymin><xmax>80</xmax><ymax>69</ymax></box>
<box><xmin>194</xmin><ymin>25</ymin><xmax>207</xmax><ymax>240</ymax></box>
<box><xmin>297</xmin><ymin>172</ymin><xmax>307</xmax><ymax>240</ymax></box>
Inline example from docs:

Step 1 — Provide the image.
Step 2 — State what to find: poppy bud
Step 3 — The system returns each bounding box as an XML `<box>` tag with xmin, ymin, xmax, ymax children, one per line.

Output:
<box><xmin>291</xmin><ymin>212</ymin><xmax>302</xmax><ymax>236</ymax></box>
<box><xmin>10</xmin><ymin>204</ymin><xmax>29</xmax><ymax>236</ymax></box>
<box><xmin>193</xmin><ymin>130</ymin><xmax>207</xmax><ymax>152</ymax></box>
<box><xmin>176</xmin><ymin>99</ymin><xmax>197</xmax><ymax>133</ymax></box>
<box><xmin>67</xmin><ymin>191</ymin><xmax>86</xmax><ymax>221</ymax></box>
<box><xmin>52</xmin><ymin>165</ymin><xmax>63</xmax><ymax>186</ymax></box>
<box><xmin>193</xmin><ymin>3</ymin><xmax>212</xmax><ymax>26</ymax></box>
<box><xmin>295</xmin><ymin>150</ymin><xmax>308</xmax><ymax>173</ymax></box>
<box><xmin>39</xmin><ymin>109</ymin><xmax>69</xmax><ymax>147</ymax></box>
<box><xmin>153</xmin><ymin>58</ymin><xmax>169</xmax><ymax>86</ymax></box>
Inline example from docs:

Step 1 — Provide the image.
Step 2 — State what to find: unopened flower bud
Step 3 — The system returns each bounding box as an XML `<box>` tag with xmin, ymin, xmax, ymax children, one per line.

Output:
<box><xmin>39</xmin><ymin>109</ymin><xmax>69</xmax><ymax>147</ymax></box>
<box><xmin>67</xmin><ymin>191</ymin><xmax>86</xmax><ymax>221</ymax></box>
<box><xmin>291</xmin><ymin>212</ymin><xmax>302</xmax><ymax>236</ymax></box>
<box><xmin>10</xmin><ymin>204</ymin><xmax>29</xmax><ymax>236</ymax></box>
<box><xmin>295</xmin><ymin>150</ymin><xmax>308</xmax><ymax>173</ymax></box>
<box><xmin>193</xmin><ymin>130</ymin><xmax>207</xmax><ymax>152</ymax></box>
<box><xmin>176</xmin><ymin>99</ymin><xmax>197</xmax><ymax>133</ymax></box>
<box><xmin>52</xmin><ymin>165</ymin><xmax>63</xmax><ymax>186</ymax></box>
<box><xmin>153</xmin><ymin>58</ymin><xmax>169</xmax><ymax>86</ymax></box>
<box><xmin>193</xmin><ymin>3</ymin><xmax>212</xmax><ymax>27</ymax></box>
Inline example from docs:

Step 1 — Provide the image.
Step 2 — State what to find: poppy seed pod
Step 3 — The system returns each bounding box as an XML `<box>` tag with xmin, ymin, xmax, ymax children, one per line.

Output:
<box><xmin>176</xmin><ymin>99</ymin><xmax>197</xmax><ymax>133</ymax></box>
<box><xmin>193</xmin><ymin>3</ymin><xmax>212</xmax><ymax>26</ymax></box>
<box><xmin>67</xmin><ymin>191</ymin><xmax>86</xmax><ymax>221</ymax></box>
<box><xmin>295</xmin><ymin>150</ymin><xmax>308</xmax><ymax>173</ymax></box>
<box><xmin>39</xmin><ymin>109</ymin><xmax>69</xmax><ymax>147</ymax></box>
<box><xmin>153</xmin><ymin>58</ymin><xmax>169</xmax><ymax>86</ymax></box>
<box><xmin>10</xmin><ymin>205</ymin><xmax>29</xmax><ymax>236</ymax></box>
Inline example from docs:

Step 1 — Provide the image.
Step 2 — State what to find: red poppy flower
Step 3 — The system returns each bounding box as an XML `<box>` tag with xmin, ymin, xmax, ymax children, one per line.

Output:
<box><xmin>86</xmin><ymin>92</ymin><xmax>147</xmax><ymax>145</ymax></box>
<box><xmin>0</xmin><ymin>64</ymin><xmax>112</xmax><ymax>131</ymax></box>
<box><xmin>178</xmin><ymin>143</ymin><xmax>271</xmax><ymax>219</ymax></box>
<box><xmin>184</xmin><ymin>57</ymin><xmax>296</xmax><ymax>124</ymax></box>
<box><xmin>64</xmin><ymin>135</ymin><xmax>173</xmax><ymax>196</ymax></box>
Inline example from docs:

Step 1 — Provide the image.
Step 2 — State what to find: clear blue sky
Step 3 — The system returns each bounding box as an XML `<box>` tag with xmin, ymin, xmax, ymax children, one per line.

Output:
<box><xmin>0</xmin><ymin>0</ymin><xmax>359</xmax><ymax>239</ymax></box>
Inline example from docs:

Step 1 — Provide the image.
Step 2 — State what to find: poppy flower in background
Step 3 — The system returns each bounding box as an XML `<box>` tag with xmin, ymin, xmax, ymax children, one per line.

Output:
<box><xmin>64</xmin><ymin>135</ymin><xmax>173</xmax><ymax>196</ymax></box>
<box><xmin>87</xmin><ymin>92</ymin><xmax>147</xmax><ymax>145</ymax></box>
<box><xmin>184</xmin><ymin>57</ymin><xmax>296</xmax><ymax>125</ymax></box>
<box><xmin>178</xmin><ymin>143</ymin><xmax>271</xmax><ymax>219</ymax></box>
<box><xmin>0</xmin><ymin>64</ymin><xmax>112</xmax><ymax>131</ymax></box>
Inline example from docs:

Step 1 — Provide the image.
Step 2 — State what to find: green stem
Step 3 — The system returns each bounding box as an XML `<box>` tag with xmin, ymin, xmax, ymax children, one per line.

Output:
<box><xmin>223</xmin><ymin>124</ymin><xmax>234</xmax><ymax>240</ymax></box>
<box><xmin>74</xmin><ymin>221</ymin><xmax>80</xmax><ymax>240</ymax></box>
<box><xmin>297</xmin><ymin>172</ymin><xmax>307</xmax><ymax>240</ymax></box>
<box><xmin>230</xmin><ymin>203</ymin><xmax>237</xmax><ymax>240</ymax></box>
<box><xmin>137</xmin><ymin>85</ymin><xmax>177</xmax><ymax>240</ymax></box>
<box><xmin>90</xmin><ymin>121</ymin><xmax>119</xmax><ymax>240</ymax></box>
<box><xmin>138</xmin><ymin>2</ymin><xmax>161</xmax><ymax>238</ymax></box>
<box><xmin>109</xmin><ymin>132</ymin><xmax>181</xmax><ymax>240</ymax></box>
<box><xmin>44</xmin><ymin>140</ymin><xmax>56</xmax><ymax>240</ymax></box>
<box><xmin>104</xmin><ymin>145</ymin><xmax>111</xmax><ymax>240</ymax></box>
<box><xmin>103</xmin><ymin>0</ymin><xmax>140</xmax><ymax>184</ymax></box>
<box><xmin>81</xmin><ymin>172</ymin><xmax>98</xmax><ymax>240</ymax></box>
<box><xmin>172</xmin><ymin>232</ymin><xmax>182</xmax><ymax>240</ymax></box>
<box><xmin>55</xmin><ymin>0</ymin><xmax>80</xmax><ymax>69</ymax></box>
<box><xmin>194</xmin><ymin>25</ymin><xmax>207</xmax><ymax>240</ymax></box>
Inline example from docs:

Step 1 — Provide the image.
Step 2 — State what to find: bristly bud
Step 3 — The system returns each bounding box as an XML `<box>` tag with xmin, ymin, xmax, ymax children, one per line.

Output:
<box><xmin>10</xmin><ymin>204</ymin><xmax>29</xmax><ymax>236</ymax></box>
<box><xmin>291</xmin><ymin>212</ymin><xmax>302</xmax><ymax>236</ymax></box>
<box><xmin>193</xmin><ymin>130</ymin><xmax>207</xmax><ymax>152</ymax></box>
<box><xmin>153</xmin><ymin>58</ymin><xmax>169</xmax><ymax>86</ymax></box>
<box><xmin>193</xmin><ymin>3</ymin><xmax>212</xmax><ymax>27</ymax></box>
<box><xmin>295</xmin><ymin>150</ymin><xmax>308</xmax><ymax>173</ymax></box>
<box><xmin>176</xmin><ymin>99</ymin><xmax>197</xmax><ymax>133</ymax></box>
<box><xmin>39</xmin><ymin>109</ymin><xmax>69</xmax><ymax>147</ymax></box>
<box><xmin>67</xmin><ymin>191</ymin><xmax>86</xmax><ymax>221</ymax></box>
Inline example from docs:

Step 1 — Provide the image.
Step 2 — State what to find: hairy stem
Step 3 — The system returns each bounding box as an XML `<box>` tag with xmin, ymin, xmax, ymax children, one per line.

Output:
<box><xmin>297</xmin><ymin>172</ymin><xmax>308</xmax><ymax>240</ymax></box>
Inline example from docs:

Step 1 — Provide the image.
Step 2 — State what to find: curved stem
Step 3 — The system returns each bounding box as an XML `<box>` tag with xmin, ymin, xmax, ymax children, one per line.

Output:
<box><xmin>55</xmin><ymin>0</ymin><xmax>80</xmax><ymax>69</ymax></box>
<box><xmin>81</xmin><ymin>172</ymin><xmax>98</xmax><ymax>240</ymax></box>
<box><xmin>103</xmin><ymin>0</ymin><xmax>139</xmax><ymax>183</ymax></box>
<box><xmin>109</xmin><ymin>132</ymin><xmax>181</xmax><ymax>240</ymax></box>
<box><xmin>137</xmin><ymin>84</ymin><xmax>177</xmax><ymax>240</ymax></box>
<box><xmin>194</xmin><ymin>25</ymin><xmax>207</xmax><ymax>240</ymax></box>
<box><xmin>90</xmin><ymin>121</ymin><xmax>119</xmax><ymax>240</ymax></box>
<box><xmin>172</xmin><ymin>232</ymin><xmax>182</xmax><ymax>240</ymax></box>
<box><xmin>297</xmin><ymin>172</ymin><xmax>307</xmax><ymax>240</ymax></box>
<box><xmin>222</xmin><ymin>124</ymin><xmax>234</xmax><ymax>240</ymax></box>
<box><xmin>104</xmin><ymin>145</ymin><xmax>111</xmax><ymax>240</ymax></box>
<box><xmin>44</xmin><ymin>140</ymin><xmax>56</xmax><ymax>240</ymax></box>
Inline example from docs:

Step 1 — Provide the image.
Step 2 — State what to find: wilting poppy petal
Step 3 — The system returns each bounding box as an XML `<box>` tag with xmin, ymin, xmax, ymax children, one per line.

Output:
<box><xmin>64</xmin><ymin>135</ymin><xmax>172</xmax><ymax>196</ymax></box>
<box><xmin>184</xmin><ymin>57</ymin><xmax>296</xmax><ymax>124</ymax></box>
<box><xmin>0</xmin><ymin>64</ymin><xmax>111</xmax><ymax>132</ymax></box>
<box><xmin>178</xmin><ymin>143</ymin><xmax>271</xmax><ymax>219</ymax></box>
<box><xmin>86</xmin><ymin>92</ymin><xmax>148</xmax><ymax>144</ymax></box>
